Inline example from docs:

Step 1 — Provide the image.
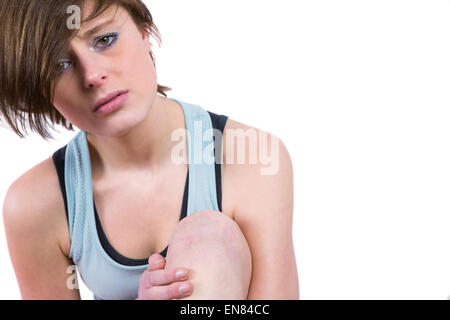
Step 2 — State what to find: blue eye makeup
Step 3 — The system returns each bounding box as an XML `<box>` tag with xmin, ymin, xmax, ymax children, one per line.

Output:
<box><xmin>93</xmin><ymin>32</ymin><xmax>119</xmax><ymax>50</ymax></box>
<box><xmin>55</xmin><ymin>32</ymin><xmax>119</xmax><ymax>76</ymax></box>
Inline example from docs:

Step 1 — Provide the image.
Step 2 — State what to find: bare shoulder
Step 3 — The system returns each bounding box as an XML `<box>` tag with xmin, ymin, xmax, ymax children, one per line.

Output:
<box><xmin>221</xmin><ymin>117</ymin><xmax>293</xmax><ymax>218</ymax></box>
<box><xmin>222</xmin><ymin>117</ymin><xmax>292</xmax><ymax>166</ymax></box>
<box><xmin>3</xmin><ymin>156</ymin><xmax>70</xmax><ymax>257</ymax></box>
<box><xmin>222</xmin><ymin>117</ymin><xmax>293</xmax><ymax>185</ymax></box>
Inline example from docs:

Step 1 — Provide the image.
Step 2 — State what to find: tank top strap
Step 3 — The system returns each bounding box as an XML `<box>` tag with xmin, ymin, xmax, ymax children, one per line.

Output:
<box><xmin>64</xmin><ymin>130</ymin><xmax>94</xmax><ymax>263</ymax></box>
<box><xmin>169</xmin><ymin>98</ymin><xmax>220</xmax><ymax>215</ymax></box>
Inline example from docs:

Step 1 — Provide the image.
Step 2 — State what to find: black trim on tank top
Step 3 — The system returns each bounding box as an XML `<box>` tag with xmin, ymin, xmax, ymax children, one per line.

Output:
<box><xmin>52</xmin><ymin>109</ymin><xmax>228</xmax><ymax>266</ymax></box>
<box><xmin>207</xmin><ymin>110</ymin><xmax>228</xmax><ymax>213</ymax></box>
<box><xmin>93</xmin><ymin>171</ymin><xmax>188</xmax><ymax>265</ymax></box>
<box><xmin>52</xmin><ymin>146</ymin><xmax>69</xmax><ymax>216</ymax></box>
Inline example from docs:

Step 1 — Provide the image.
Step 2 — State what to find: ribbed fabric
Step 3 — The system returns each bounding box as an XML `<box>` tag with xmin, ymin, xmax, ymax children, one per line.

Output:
<box><xmin>63</xmin><ymin>98</ymin><xmax>223</xmax><ymax>300</ymax></box>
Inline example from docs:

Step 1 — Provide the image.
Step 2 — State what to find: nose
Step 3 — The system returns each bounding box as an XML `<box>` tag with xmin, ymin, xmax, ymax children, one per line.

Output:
<box><xmin>85</xmin><ymin>72</ymin><xmax>107</xmax><ymax>89</ymax></box>
<box><xmin>78</xmin><ymin>53</ymin><xmax>108</xmax><ymax>89</ymax></box>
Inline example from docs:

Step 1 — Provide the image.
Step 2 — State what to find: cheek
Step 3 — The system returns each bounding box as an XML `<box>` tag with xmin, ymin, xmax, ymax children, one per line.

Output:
<box><xmin>53</xmin><ymin>75</ymin><xmax>76</xmax><ymax>105</ymax></box>
<box><xmin>52</xmin><ymin>81</ymin><xmax>84</xmax><ymax>123</ymax></box>
<box><xmin>52</xmin><ymin>85</ymin><xmax>70</xmax><ymax>115</ymax></box>
<box><xmin>53</xmin><ymin>84</ymin><xmax>71</xmax><ymax>111</ymax></box>
<box><xmin>122</xmin><ymin>46</ymin><xmax>157</xmax><ymax>89</ymax></box>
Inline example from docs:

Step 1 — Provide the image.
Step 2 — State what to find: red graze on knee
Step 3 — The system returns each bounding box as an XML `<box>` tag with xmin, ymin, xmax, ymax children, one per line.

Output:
<box><xmin>174</xmin><ymin>210</ymin><xmax>227</xmax><ymax>236</ymax></box>
<box><xmin>164</xmin><ymin>210</ymin><xmax>253</xmax><ymax>299</ymax></box>
<box><xmin>169</xmin><ymin>210</ymin><xmax>250</xmax><ymax>260</ymax></box>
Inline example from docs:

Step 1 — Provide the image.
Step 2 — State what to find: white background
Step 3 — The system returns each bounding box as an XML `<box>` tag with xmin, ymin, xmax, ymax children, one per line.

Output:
<box><xmin>0</xmin><ymin>0</ymin><xmax>449</xmax><ymax>299</ymax></box>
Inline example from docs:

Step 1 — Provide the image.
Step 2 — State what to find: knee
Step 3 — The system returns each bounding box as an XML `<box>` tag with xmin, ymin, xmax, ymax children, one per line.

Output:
<box><xmin>168</xmin><ymin>210</ymin><xmax>252</xmax><ymax>266</ymax></box>
<box><xmin>166</xmin><ymin>210</ymin><xmax>252</xmax><ymax>299</ymax></box>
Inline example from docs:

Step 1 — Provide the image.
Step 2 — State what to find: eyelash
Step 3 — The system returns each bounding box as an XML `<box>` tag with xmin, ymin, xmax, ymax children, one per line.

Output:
<box><xmin>94</xmin><ymin>32</ymin><xmax>119</xmax><ymax>49</ymax></box>
<box><xmin>55</xmin><ymin>32</ymin><xmax>119</xmax><ymax>75</ymax></box>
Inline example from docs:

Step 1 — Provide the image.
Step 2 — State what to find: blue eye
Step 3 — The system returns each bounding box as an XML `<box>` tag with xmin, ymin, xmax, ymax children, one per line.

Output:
<box><xmin>94</xmin><ymin>32</ymin><xmax>119</xmax><ymax>49</ymax></box>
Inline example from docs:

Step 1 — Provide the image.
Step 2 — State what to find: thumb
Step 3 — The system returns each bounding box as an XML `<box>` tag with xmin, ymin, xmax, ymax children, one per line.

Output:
<box><xmin>147</xmin><ymin>253</ymin><xmax>166</xmax><ymax>271</ymax></box>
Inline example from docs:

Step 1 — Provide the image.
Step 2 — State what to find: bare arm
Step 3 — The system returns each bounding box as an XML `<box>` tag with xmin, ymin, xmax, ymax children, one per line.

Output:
<box><xmin>226</xmin><ymin>125</ymin><xmax>299</xmax><ymax>299</ymax></box>
<box><xmin>2</xmin><ymin>160</ymin><xmax>81</xmax><ymax>299</ymax></box>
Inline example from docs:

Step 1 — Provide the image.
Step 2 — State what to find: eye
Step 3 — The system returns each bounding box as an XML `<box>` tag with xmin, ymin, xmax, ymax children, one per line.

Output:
<box><xmin>55</xmin><ymin>59</ymin><xmax>72</xmax><ymax>75</ymax></box>
<box><xmin>53</xmin><ymin>33</ymin><xmax>119</xmax><ymax>76</ymax></box>
<box><xmin>93</xmin><ymin>32</ymin><xmax>119</xmax><ymax>50</ymax></box>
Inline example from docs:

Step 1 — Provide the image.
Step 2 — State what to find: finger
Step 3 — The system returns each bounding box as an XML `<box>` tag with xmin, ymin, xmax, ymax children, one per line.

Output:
<box><xmin>147</xmin><ymin>253</ymin><xmax>166</xmax><ymax>271</ymax></box>
<box><xmin>143</xmin><ymin>267</ymin><xmax>189</xmax><ymax>288</ymax></box>
<box><xmin>146</xmin><ymin>281</ymin><xmax>193</xmax><ymax>300</ymax></box>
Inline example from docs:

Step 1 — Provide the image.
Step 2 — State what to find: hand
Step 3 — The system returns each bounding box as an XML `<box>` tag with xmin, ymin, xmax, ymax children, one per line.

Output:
<box><xmin>137</xmin><ymin>253</ymin><xmax>193</xmax><ymax>300</ymax></box>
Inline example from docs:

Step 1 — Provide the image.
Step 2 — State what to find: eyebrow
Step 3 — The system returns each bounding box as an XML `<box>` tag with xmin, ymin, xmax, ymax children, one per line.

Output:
<box><xmin>77</xmin><ymin>18</ymin><xmax>115</xmax><ymax>39</ymax></box>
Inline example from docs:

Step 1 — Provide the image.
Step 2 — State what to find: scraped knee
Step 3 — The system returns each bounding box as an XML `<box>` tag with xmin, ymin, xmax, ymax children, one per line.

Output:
<box><xmin>169</xmin><ymin>210</ymin><xmax>251</xmax><ymax>260</ymax></box>
<box><xmin>165</xmin><ymin>210</ymin><xmax>252</xmax><ymax>299</ymax></box>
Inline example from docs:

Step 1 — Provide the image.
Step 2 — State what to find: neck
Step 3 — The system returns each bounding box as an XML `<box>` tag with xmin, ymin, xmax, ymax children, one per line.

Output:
<box><xmin>86</xmin><ymin>95</ymin><xmax>183</xmax><ymax>178</ymax></box>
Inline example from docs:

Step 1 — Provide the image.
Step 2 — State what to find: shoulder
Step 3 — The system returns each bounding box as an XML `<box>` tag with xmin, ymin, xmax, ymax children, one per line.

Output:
<box><xmin>221</xmin><ymin>117</ymin><xmax>293</xmax><ymax>218</ymax></box>
<box><xmin>2</xmin><ymin>156</ymin><xmax>70</xmax><ymax>256</ymax></box>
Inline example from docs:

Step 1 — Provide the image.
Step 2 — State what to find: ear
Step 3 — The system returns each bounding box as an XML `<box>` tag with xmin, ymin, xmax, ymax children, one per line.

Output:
<box><xmin>139</xmin><ymin>27</ymin><xmax>151</xmax><ymax>51</ymax></box>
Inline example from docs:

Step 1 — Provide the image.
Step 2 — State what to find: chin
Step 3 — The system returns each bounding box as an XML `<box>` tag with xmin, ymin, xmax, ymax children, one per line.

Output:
<box><xmin>104</xmin><ymin>111</ymin><xmax>147</xmax><ymax>137</ymax></box>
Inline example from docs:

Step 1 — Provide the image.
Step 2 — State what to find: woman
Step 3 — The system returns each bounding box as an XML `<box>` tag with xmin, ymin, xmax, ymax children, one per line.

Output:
<box><xmin>1</xmin><ymin>0</ymin><xmax>298</xmax><ymax>300</ymax></box>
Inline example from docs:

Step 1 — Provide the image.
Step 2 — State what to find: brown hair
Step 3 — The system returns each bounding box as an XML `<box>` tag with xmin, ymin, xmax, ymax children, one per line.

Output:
<box><xmin>0</xmin><ymin>0</ymin><xmax>171</xmax><ymax>140</ymax></box>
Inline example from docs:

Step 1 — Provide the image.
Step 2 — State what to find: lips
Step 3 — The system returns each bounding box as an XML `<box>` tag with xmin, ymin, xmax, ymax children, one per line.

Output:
<box><xmin>93</xmin><ymin>90</ymin><xmax>128</xmax><ymax>112</ymax></box>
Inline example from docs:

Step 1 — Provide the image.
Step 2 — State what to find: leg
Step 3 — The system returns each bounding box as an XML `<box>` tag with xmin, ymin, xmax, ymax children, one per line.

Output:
<box><xmin>164</xmin><ymin>210</ymin><xmax>252</xmax><ymax>299</ymax></box>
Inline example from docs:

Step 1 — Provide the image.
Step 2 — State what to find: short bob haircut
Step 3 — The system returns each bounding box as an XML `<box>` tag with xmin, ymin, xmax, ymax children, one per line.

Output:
<box><xmin>0</xmin><ymin>0</ymin><xmax>171</xmax><ymax>140</ymax></box>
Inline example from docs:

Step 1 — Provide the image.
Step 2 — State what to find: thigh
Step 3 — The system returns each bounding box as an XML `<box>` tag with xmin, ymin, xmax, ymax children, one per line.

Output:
<box><xmin>164</xmin><ymin>210</ymin><xmax>252</xmax><ymax>300</ymax></box>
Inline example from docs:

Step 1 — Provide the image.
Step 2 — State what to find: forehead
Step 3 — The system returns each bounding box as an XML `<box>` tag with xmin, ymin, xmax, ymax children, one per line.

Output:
<box><xmin>76</xmin><ymin>2</ymin><xmax>129</xmax><ymax>38</ymax></box>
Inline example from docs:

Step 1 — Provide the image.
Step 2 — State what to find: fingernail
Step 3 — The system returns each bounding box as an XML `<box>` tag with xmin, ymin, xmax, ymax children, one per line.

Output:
<box><xmin>176</xmin><ymin>269</ymin><xmax>188</xmax><ymax>280</ymax></box>
<box><xmin>179</xmin><ymin>283</ymin><xmax>191</xmax><ymax>294</ymax></box>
